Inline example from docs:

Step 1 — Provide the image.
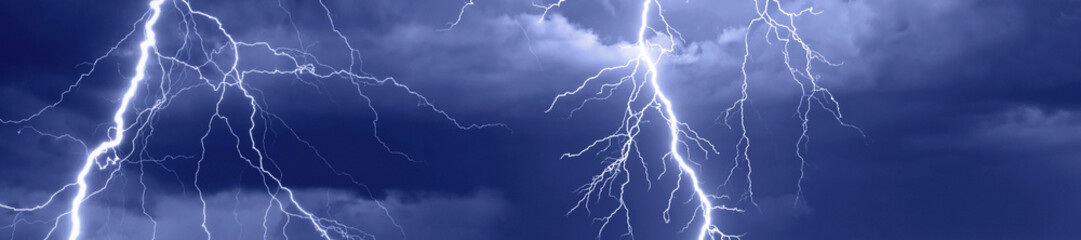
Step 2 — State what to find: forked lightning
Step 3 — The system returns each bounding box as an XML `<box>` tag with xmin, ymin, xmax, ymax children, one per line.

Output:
<box><xmin>0</xmin><ymin>0</ymin><xmax>502</xmax><ymax>239</ymax></box>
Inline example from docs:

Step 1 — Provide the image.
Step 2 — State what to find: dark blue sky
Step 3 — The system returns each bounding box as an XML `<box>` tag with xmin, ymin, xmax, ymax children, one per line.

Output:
<box><xmin>1</xmin><ymin>0</ymin><xmax>1079</xmax><ymax>239</ymax></box>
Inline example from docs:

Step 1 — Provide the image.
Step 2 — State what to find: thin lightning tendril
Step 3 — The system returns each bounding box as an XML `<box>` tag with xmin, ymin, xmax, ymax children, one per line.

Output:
<box><xmin>442</xmin><ymin>0</ymin><xmax>476</xmax><ymax>31</ymax></box>
<box><xmin>719</xmin><ymin>0</ymin><xmax>866</xmax><ymax>205</ymax></box>
<box><xmin>0</xmin><ymin>0</ymin><xmax>503</xmax><ymax>239</ymax></box>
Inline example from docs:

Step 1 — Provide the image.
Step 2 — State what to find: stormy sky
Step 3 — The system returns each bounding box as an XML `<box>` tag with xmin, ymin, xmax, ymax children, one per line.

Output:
<box><xmin>1</xmin><ymin>0</ymin><xmax>1079</xmax><ymax>239</ymax></box>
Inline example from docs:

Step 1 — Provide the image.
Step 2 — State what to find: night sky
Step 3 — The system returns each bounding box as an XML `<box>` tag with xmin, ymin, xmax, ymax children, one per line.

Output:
<box><xmin>1</xmin><ymin>0</ymin><xmax>1080</xmax><ymax>239</ymax></box>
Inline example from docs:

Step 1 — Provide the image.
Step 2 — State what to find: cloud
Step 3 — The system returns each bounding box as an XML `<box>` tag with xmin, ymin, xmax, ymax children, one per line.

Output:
<box><xmin>321</xmin><ymin>189</ymin><xmax>510</xmax><ymax>240</ymax></box>
<box><xmin>375</xmin><ymin>13</ymin><xmax>637</xmax><ymax>76</ymax></box>
<box><xmin>974</xmin><ymin>106</ymin><xmax>1081</xmax><ymax>160</ymax></box>
<box><xmin>2</xmin><ymin>188</ymin><xmax>508</xmax><ymax>240</ymax></box>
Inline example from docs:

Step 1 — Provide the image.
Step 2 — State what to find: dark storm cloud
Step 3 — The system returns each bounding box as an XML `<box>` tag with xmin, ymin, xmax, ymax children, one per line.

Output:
<box><xmin>1</xmin><ymin>0</ymin><xmax>1079</xmax><ymax>239</ymax></box>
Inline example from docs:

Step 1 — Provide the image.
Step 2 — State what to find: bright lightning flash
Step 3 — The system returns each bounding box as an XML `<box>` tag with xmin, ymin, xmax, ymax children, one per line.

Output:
<box><xmin>0</xmin><ymin>0</ymin><xmax>502</xmax><ymax>239</ymax></box>
<box><xmin>538</xmin><ymin>0</ymin><xmax>864</xmax><ymax>239</ymax></box>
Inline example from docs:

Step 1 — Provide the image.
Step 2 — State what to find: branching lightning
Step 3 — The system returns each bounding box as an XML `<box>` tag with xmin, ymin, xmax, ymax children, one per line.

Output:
<box><xmin>0</xmin><ymin>0</ymin><xmax>502</xmax><ymax>239</ymax></box>
<box><xmin>0</xmin><ymin>0</ymin><xmax>864</xmax><ymax>239</ymax></box>
<box><xmin>541</xmin><ymin>0</ymin><xmax>741</xmax><ymax>238</ymax></box>
<box><xmin>537</xmin><ymin>0</ymin><xmax>863</xmax><ymax>239</ymax></box>
<box><xmin>65</xmin><ymin>1</ymin><xmax>167</xmax><ymax>239</ymax></box>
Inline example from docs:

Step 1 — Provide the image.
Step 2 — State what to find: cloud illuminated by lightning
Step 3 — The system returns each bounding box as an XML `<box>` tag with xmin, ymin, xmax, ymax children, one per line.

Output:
<box><xmin>0</xmin><ymin>0</ymin><xmax>503</xmax><ymax>239</ymax></box>
<box><xmin>533</xmin><ymin>0</ymin><xmax>865</xmax><ymax>239</ymax></box>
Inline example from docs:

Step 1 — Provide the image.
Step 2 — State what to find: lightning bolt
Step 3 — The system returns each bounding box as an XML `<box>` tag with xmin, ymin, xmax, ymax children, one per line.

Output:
<box><xmin>64</xmin><ymin>0</ymin><xmax>167</xmax><ymax>239</ymax></box>
<box><xmin>543</xmin><ymin>0</ymin><xmax>741</xmax><ymax>238</ymax></box>
<box><xmin>539</xmin><ymin>0</ymin><xmax>864</xmax><ymax>239</ymax></box>
<box><xmin>0</xmin><ymin>0</ymin><xmax>503</xmax><ymax>239</ymax></box>
<box><xmin>442</xmin><ymin>0</ymin><xmax>476</xmax><ymax>31</ymax></box>
<box><xmin>0</xmin><ymin>0</ymin><xmax>864</xmax><ymax>239</ymax></box>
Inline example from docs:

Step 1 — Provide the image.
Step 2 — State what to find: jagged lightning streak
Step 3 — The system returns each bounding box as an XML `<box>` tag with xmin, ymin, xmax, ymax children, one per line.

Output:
<box><xmin>0</xmin><ymin>0</ymin><xmax>502</xmax><ymax>239</ymax></box>
<box><xmin>65</xmin><ymin>0</ymin><xmax>165</xmax><ymax>239</ymax></box>
<box><xmin>544</xmin><ymin>0</ymin><xmax>741</xmax><ymax>238</ymax></box>
<box><xmin>634</xmin><ymin>1</ymin><xmax>732</xmax><ymax>238</ymax></box>
<box><xmin>541</xmin><ymin>0</ymin><xmax>861</xmax><ymax>239</ymax></box>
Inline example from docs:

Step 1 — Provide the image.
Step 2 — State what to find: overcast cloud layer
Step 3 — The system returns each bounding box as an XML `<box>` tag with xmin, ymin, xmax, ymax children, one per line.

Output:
<box><xmin>1</xmin><ymin>0</ymin><xmax>1079</xmax><ymax>239</ymax></box>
